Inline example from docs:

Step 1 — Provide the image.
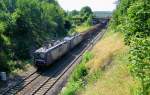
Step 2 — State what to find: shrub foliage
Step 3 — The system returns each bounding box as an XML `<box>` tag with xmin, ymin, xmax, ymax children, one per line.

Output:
<box><xmin>110</xmin><ymin>0</ymin><xmax>150</xmax><ymax>94</ymax></box>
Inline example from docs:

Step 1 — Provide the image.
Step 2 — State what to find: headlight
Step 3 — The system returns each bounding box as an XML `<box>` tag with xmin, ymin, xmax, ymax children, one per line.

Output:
<box><xmin>40</xmin><ymin>53</ymin><xmax>45</xmax><ymax>58</ymax></box>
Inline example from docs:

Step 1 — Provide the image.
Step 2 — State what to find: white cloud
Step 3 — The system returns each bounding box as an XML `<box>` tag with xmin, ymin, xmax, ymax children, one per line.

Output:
<box><xmin>57</xmin><ymin>0</ymin><xmax>117</xmax><ymax>11</ymax></box>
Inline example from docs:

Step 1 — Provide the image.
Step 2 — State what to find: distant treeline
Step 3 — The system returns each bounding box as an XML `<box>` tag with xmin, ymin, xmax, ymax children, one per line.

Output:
<box><xmin>66</xmin><ymin>6</ymin><xmax>94</xmax><ymax>26</ymax></box>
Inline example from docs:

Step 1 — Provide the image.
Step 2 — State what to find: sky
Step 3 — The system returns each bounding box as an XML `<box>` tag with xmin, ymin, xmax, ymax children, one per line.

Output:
<box><xmin>57</xmin><ymin>0</ymin><xmax>117</xmax><ymax>11</ymax></box>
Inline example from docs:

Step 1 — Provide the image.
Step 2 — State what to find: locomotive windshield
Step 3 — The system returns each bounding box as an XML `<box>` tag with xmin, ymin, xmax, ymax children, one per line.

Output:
<box><xmin>34</xmin><ymin>53</ymin><xmax>45</xmax><ymax>59</ymax></box>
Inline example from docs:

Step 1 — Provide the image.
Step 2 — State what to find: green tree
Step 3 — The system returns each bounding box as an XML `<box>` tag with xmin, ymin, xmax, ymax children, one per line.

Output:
<box><xmin>0</xmin><ymin>0</ymin><xmax>67</xmax><ymax>72</ymax></box>
<box><xmin>80</xmin><ymin>6</ymin><xmax>93</xmax><ymax>22</ymax></box>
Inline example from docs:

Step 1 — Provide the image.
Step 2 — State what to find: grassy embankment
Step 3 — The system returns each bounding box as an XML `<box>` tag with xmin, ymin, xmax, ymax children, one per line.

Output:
<box><xmin>75</xmin><ymin>23</ymin><xmax>92</xmax><ymax>33</ymax></box>
<box><xmin>68</xmin><ymin>23</ymin><xmax>92</xmax><ymax>35</ymax></box>
<box><xmin>60</xmin><ymin>30</ymin><xmax>138</xmax><ymax>95</ymax></box>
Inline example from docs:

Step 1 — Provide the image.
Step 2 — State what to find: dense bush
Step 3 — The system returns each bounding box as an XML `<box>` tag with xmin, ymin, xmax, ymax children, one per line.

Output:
<box><xmin>61</xmin><ymin>52</ymin><xmax>93</xmax><ymax>95</ymax></box>
<box><xmin>110</xmin><ymin>0</ymin><xmax>150</xmax><ymax>94</ymax></box>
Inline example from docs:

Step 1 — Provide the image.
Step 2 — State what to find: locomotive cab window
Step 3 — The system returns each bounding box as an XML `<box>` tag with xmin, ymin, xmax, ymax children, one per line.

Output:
<box><xmin>34</xmin><ymin>53</ymin><xmax>45</xmax><ymax>59</ymax></box>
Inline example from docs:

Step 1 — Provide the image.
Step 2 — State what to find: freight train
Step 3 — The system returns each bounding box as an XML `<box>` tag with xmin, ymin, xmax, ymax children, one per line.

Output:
<box><xmin>33</xmin><ymin>19</ymin><xmax>108</xmax><ymax>68</ymax></box>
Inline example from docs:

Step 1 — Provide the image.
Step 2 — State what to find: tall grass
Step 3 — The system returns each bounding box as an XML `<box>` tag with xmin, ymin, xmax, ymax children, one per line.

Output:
<box><xmin>79</xmin><ymin>31</ymin><xmax>138</xmax><ymax>95</ymax></box>
<box><xmin>86</xmin><ymin>31</ymin><xmax>124</xmax><ymax>72</ymax></box>
<box><xmin>60</xmin><ymin>52</ymin><xmax>93</xmax><ymax>95</ymax></box>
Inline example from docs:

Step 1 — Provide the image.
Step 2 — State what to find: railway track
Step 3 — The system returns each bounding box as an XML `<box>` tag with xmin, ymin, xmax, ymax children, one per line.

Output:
<box><xmin>45</xmin><ymin>28</ymin><xmax>106</xmax><ymax>95</ymax></box>
<box><xmin>0</xmin><ymin>26</ymin><xmax>106</xmax><ymax>95</ymax></box>
<box><xmin>0</xmin><ymin>70</ymin><xmax>38</xmax><ymax>95</ymax></box>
